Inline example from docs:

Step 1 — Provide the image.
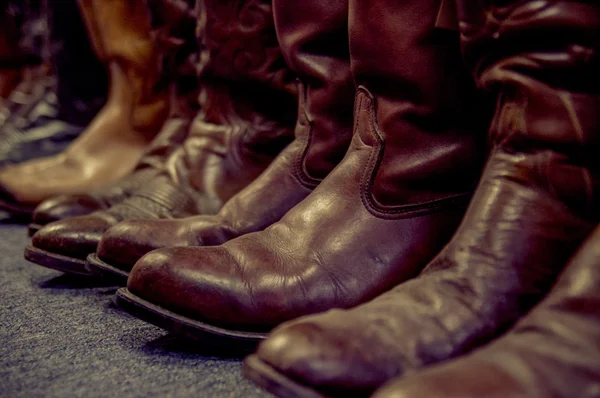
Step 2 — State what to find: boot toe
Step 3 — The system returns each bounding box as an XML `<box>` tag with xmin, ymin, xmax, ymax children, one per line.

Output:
<box><xmin>254</xmin><ymin>310</ymin><xmax>404</xmax><ymax>395</ymax></box>
<box><xmin>128</xmin><ymin>246</ymin><xmax>259</xmax><ymax>328</ymax></box>
<box><xmin>256</xmin><ymin>321</ymin><xmax>344</xmax><ymax>382</ymax></box>
<box><xmin>32</xmin><ymin>195</ymin><xmax>107</xmax><ymax>226</ymax></box>
<box><xmin>97</xmin><ymin>219</ymin><xmax>190</xmax><ymax>273</ymax></box>
<box><xmin>31</xmin><ymin>215</ymin><xmax>115</xmax><ymax>260</ymax></box>
<box><xmin>371</xmin><ymin>359</ymin><xmax>519</xmax><ymax>398</ymax></box>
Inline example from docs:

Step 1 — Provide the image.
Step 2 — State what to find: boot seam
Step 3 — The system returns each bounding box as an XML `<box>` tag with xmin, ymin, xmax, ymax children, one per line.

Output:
<box><xmin>292</xmin><ymin>81</ymin><xmax>323</xmax><ymax>189</ymax></box>
<box><xmin>357</xmin><ymin>86</ymin><xmax>472</xmax><ymax>220</ymax></box>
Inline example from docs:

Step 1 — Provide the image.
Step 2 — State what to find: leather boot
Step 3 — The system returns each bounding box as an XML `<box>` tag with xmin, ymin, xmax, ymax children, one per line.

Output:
<box><xmin>115</xmin><ymin>0</ymin><xmax>486</xmax><ymax>350</ymax></box>
<box><xmin>242</xmin><ymin>1</ymin><xmax>600</xmax><ymax>396</ymax></box>
<box><xmin>0</xmin><ymin>0</ymin><xmax>169</xmax><ymax>216</ymax></box>
<box><xmin>372</xmin><ymin>224</ymin><xmax>600</xmax><ymax>398</ymax></box>
<box><xmin>87</xmin><ymin>0</ymin><xmax>356</xmax><ymax>283</ymax></box>
<box><xmin>0</xmin><ymin>0</ymin><xmax>105</xmax><ymax>169</ymax></box>
<box><xmin>25</xmin><ymin>0</ymin><xmax>297</xmax><ymax>275</ymax></box>
<box><xmin>26</xmin><ymin>0</ymin><xmax>200</xmax><ymax>235</ymax></box>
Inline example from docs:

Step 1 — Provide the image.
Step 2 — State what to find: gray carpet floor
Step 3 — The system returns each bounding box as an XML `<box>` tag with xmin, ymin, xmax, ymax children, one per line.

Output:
<box><xmin>0</xmin><ymin>216</ymin><xmax>270</xmax><ymax>398</ymax></box>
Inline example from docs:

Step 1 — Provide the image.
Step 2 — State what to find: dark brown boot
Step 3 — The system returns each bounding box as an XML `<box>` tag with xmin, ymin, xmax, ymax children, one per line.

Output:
<box><xmin>372</xmin><ymin>224</ymin><xmax>600</xmax><ymax>398</ymax></box>
<box><xmin>25</xmin><ymin>0</ymin><xmax>297</xmax><ymax>276</ymax></box>
<box><xmin>115</xmin><ymin>0</ymin><xmax>485</xmax><ymax>350</ymax></box>
<box><xmin>88</xmin><ymin>0</ymin><xmax>356</xmax><ymax>283</ymax></box>
<box><xmin>243</xmin><ymin>1</ymin><xmax>600</xmax><ymax>396</ymax></box>
<box><xmin>0</xmin><ymin>0</ymin><xmax>170</xmax><ymax>215</ymax></box>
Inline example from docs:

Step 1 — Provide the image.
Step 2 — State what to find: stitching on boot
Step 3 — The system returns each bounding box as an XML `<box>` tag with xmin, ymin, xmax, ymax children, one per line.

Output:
<box><xmin>292</xmin><ymin>81</ymin><xmax>321</xmax><ymax>189</ymax></box>
<box><xmin>357</xmin><ymin>86</ymin><xmax>471</xmax><ymax>220</ymax></box>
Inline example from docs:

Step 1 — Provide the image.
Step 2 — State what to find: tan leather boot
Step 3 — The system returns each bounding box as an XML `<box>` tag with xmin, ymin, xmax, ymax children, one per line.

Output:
<box><xmin>0</xmin><ymin>0</ymin><xmax>169</xmax><ymax>216</ymax></box>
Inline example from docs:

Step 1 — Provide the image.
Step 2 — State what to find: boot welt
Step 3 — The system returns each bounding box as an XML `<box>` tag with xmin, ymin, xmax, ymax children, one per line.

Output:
<box><xmin>28</xmin><ymin>223</ymin><xmax>42</xmax><ymax>237</ymax></box>
<box><xmin>115</xmin><ymin>288</ymin><xmax>267</xmax><ymax>352</ymax></box>
<box><xmin>24</xmin><ymin>245</ymin><xmax>93</xmax><ymax>276</ymax></box>
<box><xmin>0</xmin><ymin>198</ymin><xmax>36</xmax><ymax>218</ymax></box>
<box><xmin>85</xmin><ymin>254</ymin><xmax>129</xmax><ymax>286</ymax></box>
<box><xmin>243</xmin><ymin>355</ymin><xmax>331</xmax><ymax>398</ymax></box>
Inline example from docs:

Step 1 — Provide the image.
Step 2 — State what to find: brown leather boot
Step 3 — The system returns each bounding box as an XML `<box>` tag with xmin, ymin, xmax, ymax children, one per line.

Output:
<box><xmin>115</xmin><ymin>0</ymin><xmax>486</xmax><ymax>350</ymax></box>
<box><xmin>0</xmin><ymin>0</ymin><xmax>170</xmax><ymax>216</ymax></box>
<box><xmin>372</xmin><ymin>224</ymin><xmax>600</xmax><ymax>398</ymax></box>
<box><xmin>87</xmin><ymin>0</ymin><xmax>356</xmax><ymax>283</ymax></box>
<box><xmin>243</xmin><ymin>1</ymin><xmax>600</xmax><ymax>396</ymax></box>
<box><xmin>27</xmin><ymin>0</ymin><xmax>200</xmax><ymax>235</ymax></box>
<box><xmin>25</xmin><ymin>0</ymin><xmax>297</xmax><ymax>276</ymax></box>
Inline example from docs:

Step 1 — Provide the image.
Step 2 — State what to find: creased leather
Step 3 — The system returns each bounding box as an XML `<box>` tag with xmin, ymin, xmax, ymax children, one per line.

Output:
<box><xmin>250</xmin><ymin>1</ymin><xmax>600</xmax><ymax>396</ymax></box>
<box><xmin>126</xmin><ymin>0</ymin><xmax>484</xmax><ymax>338</ymax></box>
<box><xmin>95</xmin><ymin>0</ymin><xmax>356</xmax><ymax>272</ymax></box>
<box><xmin>373</xmin><ymin>225</ymin><xmax>600</xmax><ymax>398</ymax></box>
<box><xmin>31</xmin><ymin>0</ymin><xmax>298</xmax><ymax>262</ymax></box>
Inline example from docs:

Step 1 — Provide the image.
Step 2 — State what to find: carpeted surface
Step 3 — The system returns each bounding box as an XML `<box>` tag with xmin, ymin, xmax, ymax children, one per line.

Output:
<box><xmin>0</xmin><ymin>216</ymin><xmax>270</xmax><ymax>398</ymax></box>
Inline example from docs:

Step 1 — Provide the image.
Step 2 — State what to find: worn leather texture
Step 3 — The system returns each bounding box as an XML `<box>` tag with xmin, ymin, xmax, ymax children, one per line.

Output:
<box><xmin>250</xmin><ymin>1</ymin><xmax>600</xmax><ymax>396</ymax></box>
<box><xmin>31</xmin><ymin>0</ymin><xmax>298</xmax><ymax>261</ymax></box>
<box><xmin>94</xmin><ymin>0</ymin><xmax>357</xmax><ymax>273</ymax></box>
<box><xmin>373</xmin><ymin>225</ymin><xmax>600</xmax><ymax>398</ymax></box>
<box><xmin>126</xmin><ymin>0</ymin><xmax>485</xmax><ymax>338</ymax></box>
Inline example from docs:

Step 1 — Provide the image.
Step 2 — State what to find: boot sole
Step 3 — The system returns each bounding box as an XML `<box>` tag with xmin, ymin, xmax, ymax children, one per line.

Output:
<box><xmin>24</xmin><ymin>245</ymin><xmax>93</xmax><ymax>276</ymax></box>
<box><xmin>85</xmin><ymin>254</ymin><xmax>129</xmax><ymax>286</ymax></box>
<box><xmin>28</xmin><ymin>223</ymin><xmax>42</xmax><ymax>236</ymax></box>
<box><xmin>243</xmin><ymin>355</ymin><xmax>330</xmax><ymax>398</ymax></box>
<box><xmin>0</xmin><ymin>199</ymin><xmax>35</xmax><ymax>218</ymax></box>
<box><xmin>115</xmin><ymin>288</ymin><xmax>267</xmax><ymax>352</ymax></box>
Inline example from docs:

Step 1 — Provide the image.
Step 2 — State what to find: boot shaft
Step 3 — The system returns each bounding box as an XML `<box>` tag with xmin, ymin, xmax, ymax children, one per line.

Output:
<box><xmin>456</xmin><ymin>0</ymin><xmax>600</xmax><ymax>220</ymax></box>
<box><xmin>273</xmin><ymin>0</ymin><xmax>355</xmax><ymax>183</ymax></box>
<box><xmin>348</xmin><ymin>0</ymin><xmax>487</xmax><ymax>208</ymax></box>
<box><xmin>146</xmin><ymin>0</ymin><xmax>199</xmax><ymax>119</ymax></box>
<box><xmin>195</xmin><ymin>0</ymin><xmax>297</xmax><ymax>130</ymax></box>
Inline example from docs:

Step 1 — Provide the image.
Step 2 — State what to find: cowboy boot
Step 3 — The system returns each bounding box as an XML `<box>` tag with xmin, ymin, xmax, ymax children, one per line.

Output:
<box><xmin>0</xmin><ymin>0</ymin><xmax>169</xmax><ymax>216</ymax></box>
<box><xmin>0</xmin><ymin>0</ymin><xmax>108</xmax><ymax>169</ymax></box>
<box><xmin>25</xmin><ymin>0</ymin><xmax>297</xmax><ymax>275</ymax></box>
<box><xmin>114</xmin><ymin>0</ymin><xmax>486</xmax><ymax>350</ymax></box>
<box><xmin>26</xmin><ymin>0</ymin><xmax>199</xmax><ymax>235</ymax></box>
<box><xmin>372</xmin><ymin>223</ymin><xmax>600</xmax><ymax>398</ymax></box>
<box><xmin>243</xmin><ymin>1</ymin><xmax>600</xmax><ymax>396</ymax></box>
<box><xmin>87</xmin><ymin>0</ymin><xmax>356</xmax><ymax>283</ymax></box>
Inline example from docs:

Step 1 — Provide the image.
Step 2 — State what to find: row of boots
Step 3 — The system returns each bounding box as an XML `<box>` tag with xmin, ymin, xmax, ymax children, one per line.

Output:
<box><xmin>5</xmin><ymin>0</ymin><xmax>599</xmax><ymax>396</ymax></box>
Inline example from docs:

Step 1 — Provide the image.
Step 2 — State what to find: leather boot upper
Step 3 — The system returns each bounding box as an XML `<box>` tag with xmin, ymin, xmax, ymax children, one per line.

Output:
<box><xmin>373</xmin><ymin>224</ymin><xmax>600</xmax><ymax>398</ymax></box>
<box><xmin>94</xmin><ymin>0</ymin><xmax>358</xmax><ymax>272</ymax></box>
<box><xmin>251</xmin><ymin>1</ymin><xmax>600</xmax><ymax>395</ymax></box>
<box><xmin>127</xmin><ymin>0</ymin><xmax>485</xmax><ymax>335</ymax></box>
